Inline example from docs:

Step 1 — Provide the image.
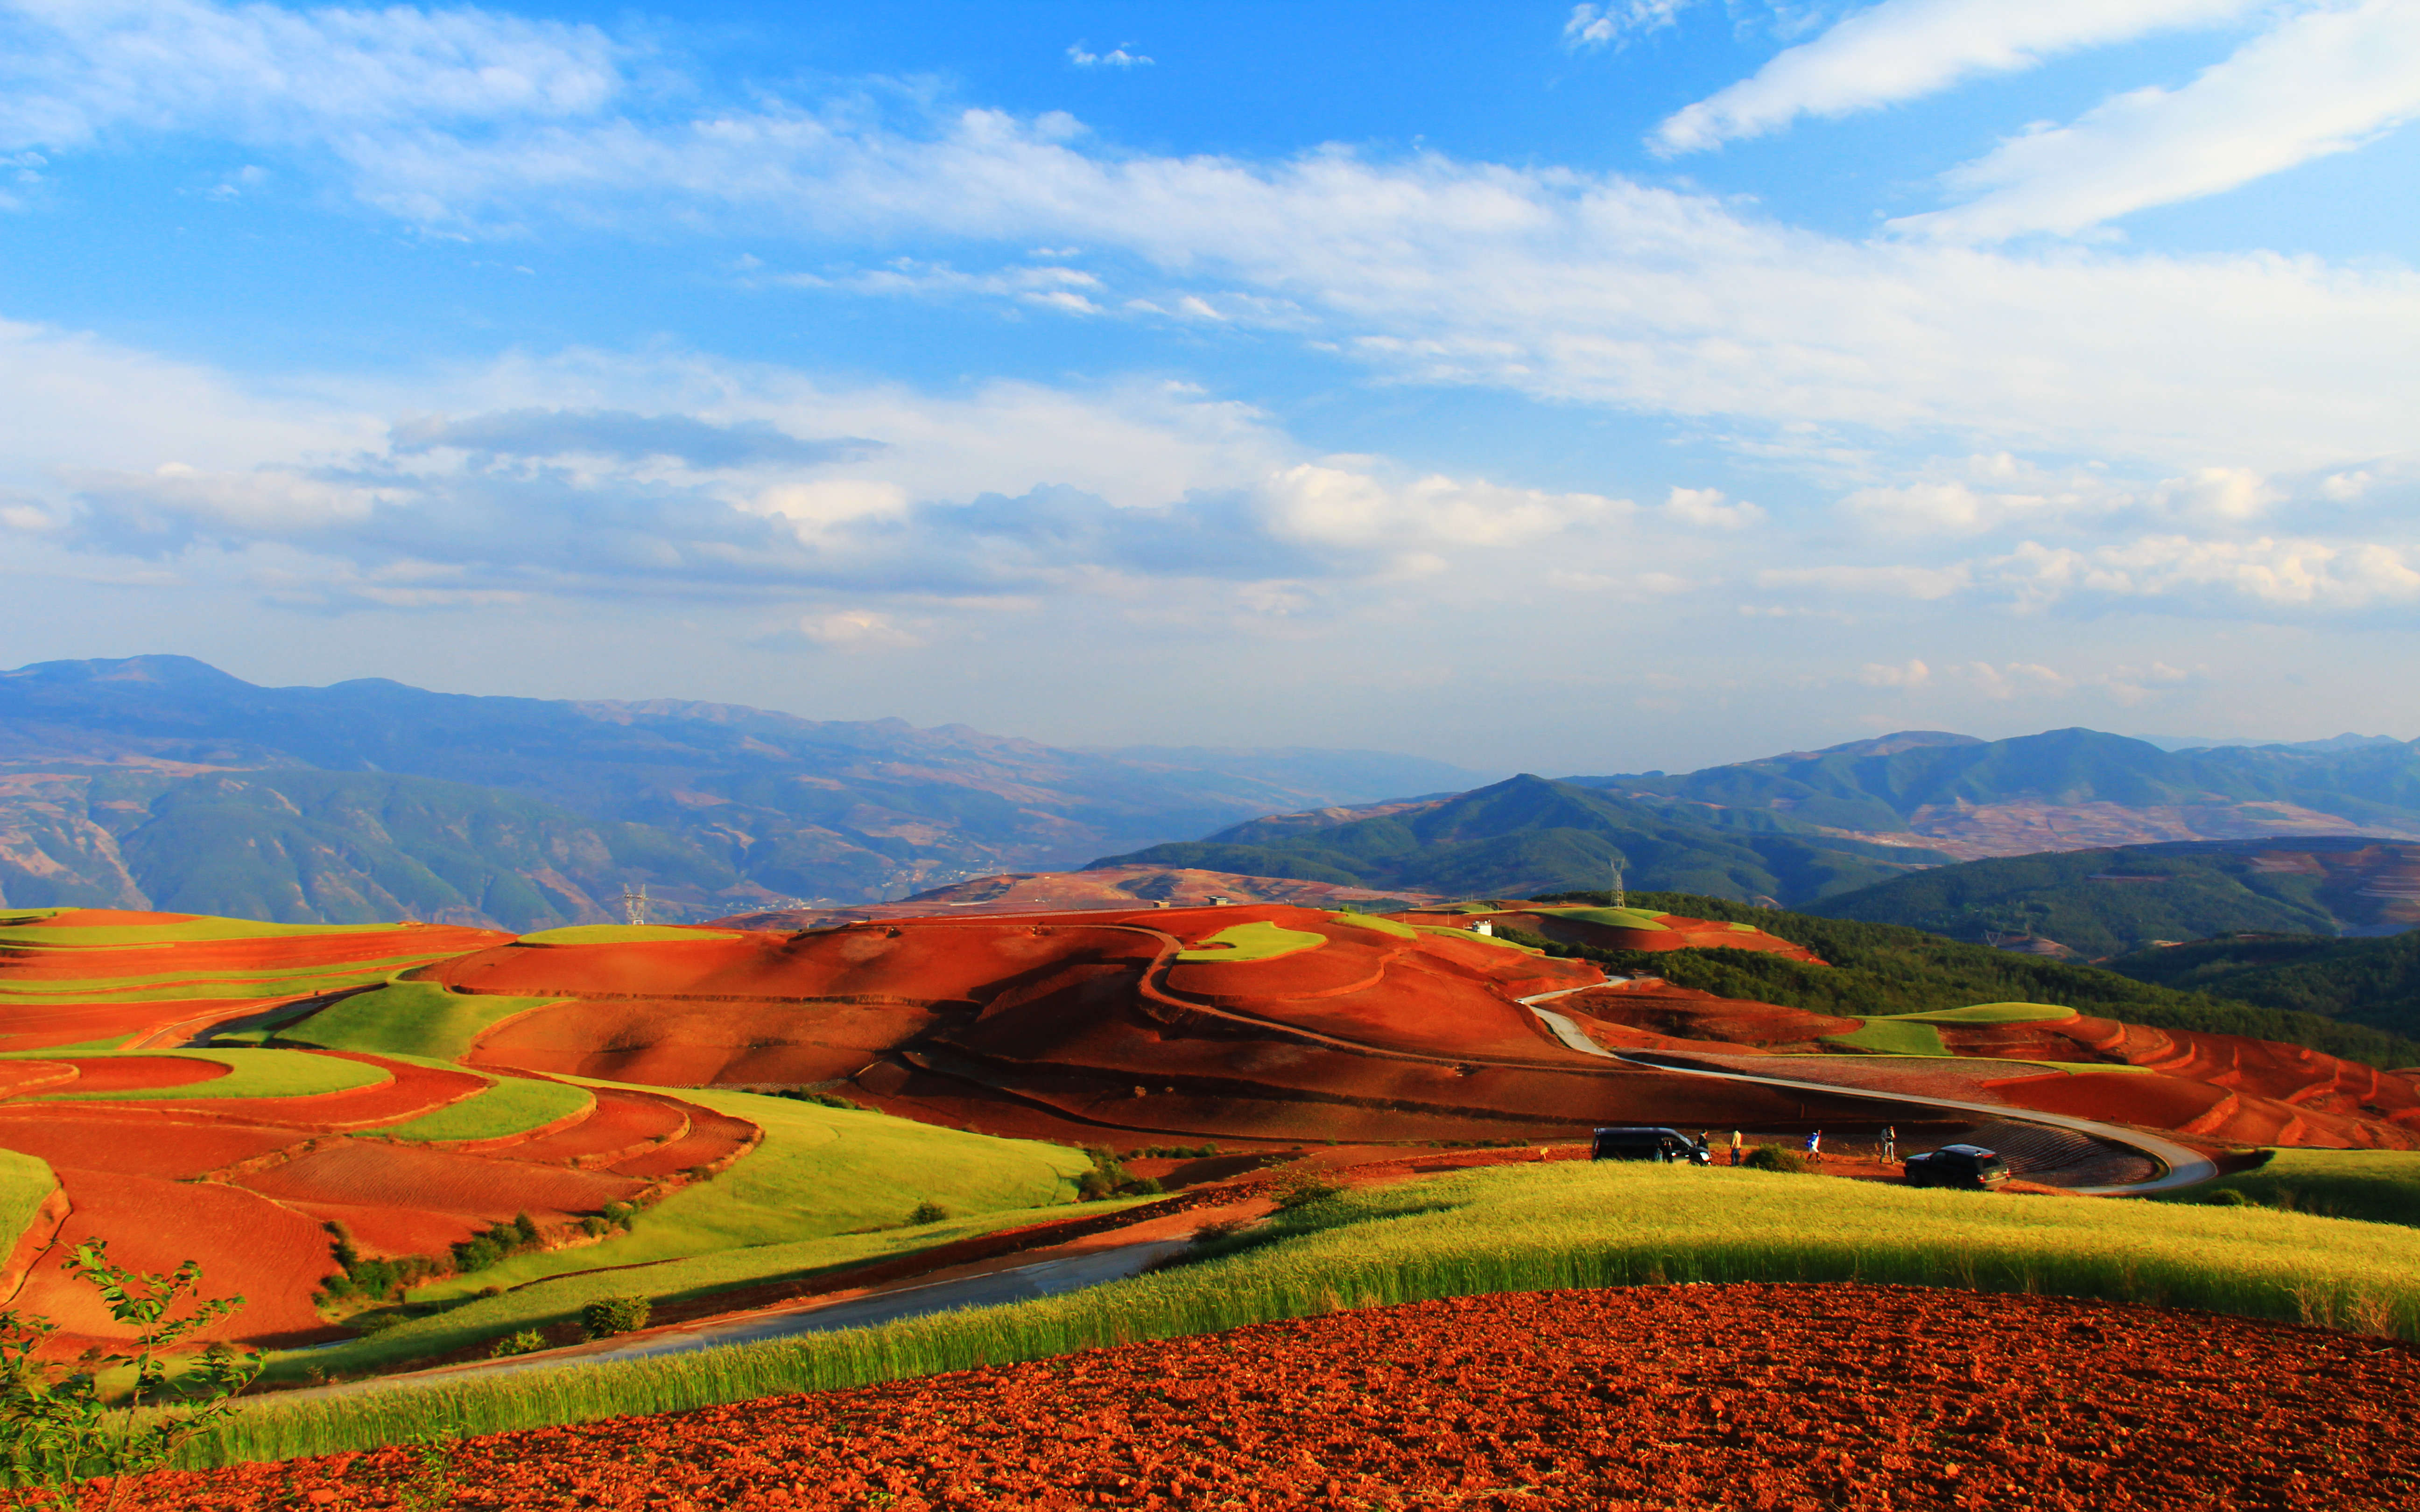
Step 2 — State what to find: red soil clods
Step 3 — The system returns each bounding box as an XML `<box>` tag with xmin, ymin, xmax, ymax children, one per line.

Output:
<box><xmin>715</xmin><ymin>865</ymin><xmax>1443</xmax><ymax>929</ymax></box>
<box><xmin>113</xmin><ymin>1284</ymin><xmax>2420</xmax><ymax>1511</ymax></box>
<box><xmin>1396</xmin><ymin>905</ymin><xmax>1824</xmax><ymax>962</ymax></box>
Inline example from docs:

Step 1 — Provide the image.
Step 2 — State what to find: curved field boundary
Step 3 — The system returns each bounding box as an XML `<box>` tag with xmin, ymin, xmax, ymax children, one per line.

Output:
<box><xmin>1888</xmin><ymin>1003</ymin><xmax>2081</xmax><ymax>1025</ymax></box>
<box><xmin>1174</xmin><ymin>922</ymin><xmax>1326</xmax><ymax>964</ymax></box>
<box><xmin>0</xmin><ymin>953</ymin><xmax>465</xmax><ymax>996</ymax></box>
<box><xmin>24</xmin><ymin>1049</ymin><xmax>392</xmax><ymax>1104</ymax></box>
<box><xmin>1613</xmin><ymin>1050</ymin><xmax>2218</xmax><ymax>1195</ymax></box>
<box><xmin>515</xmin><ymin>926</ymin><xmax>745</xmax><ymax>946</ymax></box>
<box><xmin>283</xmin><ymin>979</ymin><xmax>573</xmax><ymax>1061</ymax></box>
<box><xmin>369</xmin><ymin>1073</ymin><xmax>596</xmax><ymax>1147</ymax></box>
<box><xmin>0</xmin><ymin>918</ymin><xmax>415</xmax><ymax>949</ymax></box>
<box><xmin>192</xmin><ymin>1160</ymin><xmax>2420</xmax><ymax>1470</ymax></box>
<box><xmin>0</xmin><ymin>1147</ymin><xmax>63</xmax><ymax>1300</ymax></box>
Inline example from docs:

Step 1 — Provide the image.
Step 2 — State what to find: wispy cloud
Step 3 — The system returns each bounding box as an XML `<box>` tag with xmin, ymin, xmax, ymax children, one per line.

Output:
<box><xmin>1896</xmin><ymin>0</ymin><xmax>2420</xmax><ymax>241</ymax></box>
<box><xmin>1067</xmin><ymin>42</ymin><xmax>1153</xmax><ymax>69</ymax></box>
<box><xmin>1653</xmin><ymin>0</ymin><xmax>2255</xmax><ymax>153</ymax></box>
<box><xmin>1562</xmin><ymin>1</ymin><xmax>1694</xmax><ymax>52</ymax></box>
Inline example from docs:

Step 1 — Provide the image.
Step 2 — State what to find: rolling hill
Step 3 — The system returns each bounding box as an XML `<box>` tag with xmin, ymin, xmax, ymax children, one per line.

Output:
<box><xmin>1090</xmin><ymin>774</ymin><xmax>1952</xmax><ymax>905</ymax></box>
<box><xmin>2103</xmin><ymin>931</ymin><xmax>2420</xmax><ymax>1043</ymax></box>
<box><xmin>0</xmin><ymin>656</ymin><xmax>1489</xmax><ymax>925</ymax></box>
<box><xmin>1805</xmin><ymin>836</ymin><xmax>2420</xmax><ymax>959</ymax></box>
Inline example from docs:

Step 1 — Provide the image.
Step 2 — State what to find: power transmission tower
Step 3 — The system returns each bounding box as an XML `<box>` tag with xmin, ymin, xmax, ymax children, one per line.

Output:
<box><xmin>620</xmin><ymin>883</ymin><xmax>654</xmax><ymax>926</ymax></box>
<box><xmin>1609</xmin><ymin>860</ymin><xmax>1625</xmax><ymax>912</ymax></box>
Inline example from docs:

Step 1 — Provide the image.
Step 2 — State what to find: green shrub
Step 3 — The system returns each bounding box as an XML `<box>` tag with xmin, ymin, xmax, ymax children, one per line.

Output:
<box><xmin>1272</xmin><ymin>1174</ymin><xmax>1345</xmax><ymax>1210</ymax></box>
<box><xmin>578</xmin><ymin>1298</ymin><xmax>651</xmax><ymax>1340</ymax></box>
<box><xmin>600</xmin><ymin>1201</ymin><xmax>635</xmax><ymax>1229</ymax></box>
<box><xmin>907</xmin><ymin>1200</ymin><xmax>950</xmax><ymax>1225</ymax></box>
<box><xmin>1742</xmin><ymin>1146</ymin><xmax>1810</xmax><ymax>1174</ymax></box>
<box><xmin>579</xmin><ymin>1217</ymin><xmax>610</xmax><ymax>1239</ymax></box>
<box><xmin>486</xmin><ymin>1330</ymin><xmax>548</xmax><ymax>1359</ymax></box>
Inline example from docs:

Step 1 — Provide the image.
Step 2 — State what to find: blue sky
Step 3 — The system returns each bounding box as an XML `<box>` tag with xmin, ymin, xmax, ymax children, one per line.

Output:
<box><xmin>1</xmin><ymin>0</ymin><xmax>2416</xmax><ymax>773</ymax></box>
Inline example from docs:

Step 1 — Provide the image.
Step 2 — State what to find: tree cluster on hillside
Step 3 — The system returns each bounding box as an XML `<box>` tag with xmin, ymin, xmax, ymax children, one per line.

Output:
<box><xmin>2104</xmin><ymin>931</ymin><xmax>2420</xmax><ymax>1041</ymax></box>
<box><xmin>1526</xmin><ymin>891</ymin><xmax>2420</xmax><ymax>1068</ymax></box>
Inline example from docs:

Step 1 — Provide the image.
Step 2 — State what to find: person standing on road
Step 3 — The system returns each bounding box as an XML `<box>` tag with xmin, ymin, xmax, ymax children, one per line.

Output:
<box><xmin>1804</xmin><ymin>1129</ymin><xmax>1822</xmax><ymax>1167</ymax></box>
<box><xmin>1881</xmin><ymin>1125</ymin><xmax>1897</xmax><ymax>1164</ymax></box>
<box><xmin>1728</xmin><ymin>1129</ymin><xmax>1742</xmax><ymax>1166</ymax></box>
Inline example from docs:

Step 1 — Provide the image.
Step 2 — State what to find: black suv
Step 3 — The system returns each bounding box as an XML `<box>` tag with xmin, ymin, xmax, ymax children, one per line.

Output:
<box><xmin>1904</xmin><ymin>1143</ymin><xmax>2013</xmax><ymax>1190</ymax></box>
<box><xmin>1591</xmin><ymin>1127</ymin><xmax>1712</xmax><ymax>1165</ymax></box>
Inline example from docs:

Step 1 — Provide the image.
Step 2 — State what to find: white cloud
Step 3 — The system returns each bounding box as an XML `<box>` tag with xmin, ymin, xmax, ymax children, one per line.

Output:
<box><xmin>1662</xmin><ymin>485</ymin><xmax>1766</xmax><ymax>529</ymax></box>
<box><xmin>2150</xmin><ymin>465</ymin><xmax>2277</xmax><ymax>524</ymax></box>
<box><xmin>1654</xmin><ymin>0</ymin><xmax>2253</xmax><ymax>153</ymax></box>
<box><xmin>1562</xmin><ymin>1</ymin><xmax>1693</xmax><ymax>51</ymax></box>
<box><xmin>1068</xmin><ymin>42</ymin><xmax>1153</xmax><ymax>68</ymax></box>
<box><xmin>791</xmin><ymin>609</ymin><xmax>923</xmax><ymax>649</ymax></box>
<box><xmin>1257</xmin><ymin>464</ymin><xmax>1628</xmax><ymax>553</ymax></box>
<box><xmin>3</xmin><ymin>5</ymin><xmax>2417</xmax><ymax>472</ymax></box>
<box><xmin>1859</xmin><ymin>657</ymin><xmax>1931</xmax><ymax>687</ymax></box>
<box><xmin>1898</xmin><ymin>0</ymin><xmax>2420</xmax><ymax>241</ymax></box>
<box><xmin>1993</xmin><ymin>533</ymin><xmax>2420</xmax><ymax>609</ymax></box>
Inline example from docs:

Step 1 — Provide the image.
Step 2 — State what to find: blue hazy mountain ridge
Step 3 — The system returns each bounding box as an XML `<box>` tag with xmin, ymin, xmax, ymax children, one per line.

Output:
<box><xmin>1090</xmin><ymin>773</ymin><xmax>1952</xmax><ymax>904</ymax></box>
<box><xmin>0</xmin><ymin>655</ymin><xmax>1491</xmax><ymax>924</ymax></box>
<box><xmin>1567</xmin><ymin>727</ymin><xmax>2420</xmax><ymax>844</ymax></box>
<box><xmin>1805</xmin><ymin>837</ymin><xmax>2420</xmax><ymax>961</ymax></box>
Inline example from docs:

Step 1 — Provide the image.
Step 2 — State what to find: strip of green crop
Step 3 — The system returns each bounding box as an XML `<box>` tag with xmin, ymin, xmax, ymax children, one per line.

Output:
<box><xmin>1524</xmin><ymin>906</ymin><xmax>1670</xmax><ymax>931</ymax></box>
<box><xmin>27</xmin><ymin>1049</ymin><xmax>391</xmax><ymax>1102</ymax></box>
<box><xmin>2148</xmin><ymin>1149</ymin><xmax>2420</xmax><ymax>1228</ymax></box>
<box><xmin>187</xmin><ymin>1160</ymin><xmax>2420</xmax><ymax>1470</ymax></box>
<box><xmin>1175</xmin><ymin>921</ymin><xmax>1326</xmax><ymax>962</ymax></box>
<box><xmin>0</xmin><ymin>1148</ymin><xmax>56</xmax><ymax>1254</ymax></box>
<box><xmin>1822</xmin><ymin>1019</ymin><xmax>1949</xmax><ymax>1055</ymax></box>
<box><xmin>1414</xmin><ymin>925</ymin><xmax>1546</xmax><ymax>956</ymax></box>
<box><xmin>0</xmin><ymin>954</ymin><xmax>459</xmax><ymax>1000</ymax></box>
<box><xmin>369</xmin><ymin>1074</ymin><xmax>591</xmax><ymax>1143</ymax></box>
<box><xmin>281</xmin><ymin>979</ymin><xmax>568</xmax><ymax>1061</ymax></box>
<box><xmin>1885</xmin><ymin>1002</ymin><xmax>2080</xmax><ymax>1025</ymax></box>
<box><xmin>1327</xmin><ymin>911</ymin><xmax>1416</xmax><ymax>940</ymax></box>
<box><xmin>0</xmin><ymin>919</ymin><xmax>416</xmax><ymax>948</ymax></box>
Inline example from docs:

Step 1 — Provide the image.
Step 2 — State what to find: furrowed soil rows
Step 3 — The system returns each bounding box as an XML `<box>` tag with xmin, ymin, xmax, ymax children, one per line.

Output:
<box><xmin>18</xmin><ymin>1168</ymin><xmax>337</xmax><ymax>1352</ymax></box>
<box><xmin>603</xmin><ymin>1103</ymin><xmax>758</xmax><ymax>1179</ymax></box>
<box><xmin>131</xmin><ymin>1283</ymin><xmax>2420</xmax><ymax>1510</ymax></box>
<box><xmin>0</xmin><ymin>1114</ymin><xmax>300</xmax><ymax>1179</ymax></box>
<box><xmin>236</xmin><ymin>1142</ymin><xmax>644</xmax><ymax>1227</ymax></box>
<box><xmin>46</xmin><ymin>1055</ymin><xmax>231</xmax><ymax>1093</ymax></box>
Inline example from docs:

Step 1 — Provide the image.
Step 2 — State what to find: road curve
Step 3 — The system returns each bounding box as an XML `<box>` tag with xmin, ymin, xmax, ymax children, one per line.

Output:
<box><xmin>1608</xmin><ymin>1050</ymin><xmax>2219</xmax><ymax>1197</ymax></box>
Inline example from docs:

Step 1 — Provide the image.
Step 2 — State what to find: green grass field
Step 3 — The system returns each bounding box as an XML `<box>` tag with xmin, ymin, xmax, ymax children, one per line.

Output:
<box><xmin>514</xmin><ymin>925</ymin><xmax>742</xmax><ymax>946</ymax></box>
<box><xmin>1823</xmin><ymin>1018</ymin><xmax>1950</xmax><ymax>1055</ymax></box>
<box><xmin>0</xmin><ymin>954</ymin><xmax>461</xmax><ymax>1003</ymax></box>
<box><xmin>257</xmin><ymin>1202</ymin><xmax>1127</xmax><ymax>1383</ymax></box>
<box><xmin>1889</xmin><ymin>1002</ymin><xmax>2080</xmax><ymax>1024</ymax></box>
<box><xmin>23</xmin><ymin>1048</ymin><xmax>393</xmax><ymax>1102</ymax></box>
<box><xmin>405</xmin><ymin>1089</ymin><xmax>1091</xmax><ymax>1303</ymax></box>
<box><xmin>1527</xmin><ymin>906</ymin><xmax>1673</xmax><ymax>931</ymax></box>
<box><xmin>1176</xmin><ymin>921</ymin><xmax>1326</xmax><ymax>962</ymax></box>
<box><xmin>0</xmin><ymin>918</ymin><xmax>415</xmax><ymax>949</ymax></box>
<box><xmin>2151</xmin><ymin>1149</ymin><xmax>2420</xmax><ymax>1227</ymax></box>
<box><xmin>0</xmin><ymin>1147</ymin><xmax>56</xmax><ymax>1252</ymax></box>
<box><xmin>370</xmin><ymin>1072</ymin><xmax>593</xmax><ymax>1143</ymax></box>
<box><xmin>197</xmin><ymin>1159</ymin><xmax>2420</xmax><ymax>1470</ymax></box>
<box><xmin>282</xmin><ymin>979</ymin><xmax>568</xmax><ymax>1061</ymax></box>
<box><xmin>1328</xmin><ymin>911</ymin><xmax>1417</xmax><ymax>940</ymax></box>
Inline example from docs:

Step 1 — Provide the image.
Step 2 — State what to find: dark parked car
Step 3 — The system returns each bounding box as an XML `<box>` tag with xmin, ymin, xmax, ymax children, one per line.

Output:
<box><xmin>1905</xmin><ymin>1143</ymin><xmax>2012</xmax><ymax>1190</ymax></box>
<box><xmin>1591</xmin><ymin>1127</ymin><xmax>1712</xmax><ymax>1165</ymax></box>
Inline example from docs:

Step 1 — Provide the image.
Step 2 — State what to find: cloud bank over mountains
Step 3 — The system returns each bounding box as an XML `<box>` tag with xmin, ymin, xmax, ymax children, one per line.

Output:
<box><xmin>0</xmin><ymin>0</ymin><xmax>2413</xmax><ymax>765</ymax></box>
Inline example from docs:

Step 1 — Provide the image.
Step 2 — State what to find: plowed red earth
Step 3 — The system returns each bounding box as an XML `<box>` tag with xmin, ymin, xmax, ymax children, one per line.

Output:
<box><xmin>108</xmin><ymin>1285</ymin><xmax>2420</xmax><ymax>1511</ymax></box>
<box><xmin>45</xmin><ymin>1055</ymin><xmax>230</xmax><ymax>1092</ymax></box>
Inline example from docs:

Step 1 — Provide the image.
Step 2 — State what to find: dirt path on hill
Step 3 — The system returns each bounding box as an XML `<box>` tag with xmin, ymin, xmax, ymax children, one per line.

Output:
<box><xmin>119</xmin><ymin>1284</ymin><xmax>2420</xmax><ymax>1511</ymax></box>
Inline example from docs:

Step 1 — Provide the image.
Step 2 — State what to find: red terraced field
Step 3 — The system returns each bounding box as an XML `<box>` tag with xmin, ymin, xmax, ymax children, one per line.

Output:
<box><xmin>0</xmin><ymin>998</ymin><xmax>300</xmax><ymax>1053</ymax></box>
<box><xmin>0</xmin><ymin>1060</ymin><xmax>77</xmax><ymax>1097</ymax></box>
<box><xmin>498</xmin><ymin>1089</ymin><xmax>689</xmax><ymax>1166</ymax></box>
<box><xmin>0</xmin><ymin>1114</ymin><xmax>300</xmax><ymax>1180</ymax></box>
<box><xmin>466</xmin><ymin>998</ymin><xmax>943</xmax><ymax>1086</ymax></box>
<box><xmin>235</xmin><ymin>1142</ymin><xmax>647</xmax><ymax>1230</ymax></box>
<box><xmin>604</xmin><ymin>1103</ymin><xmax>760</xmax><ymax>1179</ymax></box>
<box><xmin>104</xmin><ymin>1053</ymin><xmax>489</xmax><ymax>1133</ymax></box>
<box><xmin>44</xmin><ymin>1055</ymin><xmax>231</xmax><ymax>1093</ymax></box>
<box><xmin>16</xmin><ymin>1167</ymin><xmax>338</xmax><ymax>1353</ymax></box>
<box><xmin>118</xmin><ymin>1284</ymin><xmax>2420</xmax><ymax>1511</ymax></box>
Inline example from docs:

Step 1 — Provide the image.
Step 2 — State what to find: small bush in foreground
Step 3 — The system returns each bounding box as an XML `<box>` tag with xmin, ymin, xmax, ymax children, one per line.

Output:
<box><xmin>1742</xmin><ymin>1146</ymin><xmax>1810</xmax><ymax>1174</ymax></box>
<box><xmin>908</xmin><ymin>1200</ymin><xmax>950</xmax><ymax>1225</ymax></box>
<box><xmin>1272</xmin><ymin>1174</ymin><xmax>1346</xmax><ymax>1210</ymax></box>
<box><xmin>578</xmin><ymin>1297</ymin><xmax>651</xmax><ymax>1340</ymax></box>
<box><xmin>486</xmin><ymin>1330</ymin><xmax>549</xmax><ymax>1359</ymax></box>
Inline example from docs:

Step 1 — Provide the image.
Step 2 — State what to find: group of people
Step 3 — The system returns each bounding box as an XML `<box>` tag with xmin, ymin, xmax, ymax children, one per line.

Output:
<box><xmin>1699</xmin><ymin>1125</ymin><xmax>1898</xmax><ymax>1166</ymax></box>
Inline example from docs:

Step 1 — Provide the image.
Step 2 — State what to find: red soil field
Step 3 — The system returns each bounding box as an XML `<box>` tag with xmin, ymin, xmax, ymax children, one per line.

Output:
<box><xmin>0</xmin><ymin>1114</ymin><xmax>301</xmax><ymax>1180</ymax></box>
<box><xmin>0</xmin><ymin>1060</ymin><xmax>77</xmax><ymax>1098</ymax></box>
<box><xmin>15</xmin><ymin>1166</ymin><xmax>338</xmax><ymax>1353</ymax></box>
<box><xmin>15</xmin><ymin>910</ymin><xmax>207</xmax><ymax>928</ymax></box>
<box><xmin>467</xmin><ymin>998</ymin><xmax>941</xmax><ymax>1086</ymax></box>
<box><xmin>0</xmin><ymin>923</ymin><xmax>503</xmax><ymax>980</ymax></box>
<box><xmin>43</xmin><ymin>1055</ymin><xmax>231</xmax><ymax>1093</ymax></box>
<box><xmin>116</xmin><ymin>1284</ymin><xmax>2420</xmax><ymax>1511</ymax></box>
<box><xmin>0</xmin><ymin>998</ymin><xmax>301</xmax><ymax>1054</ymax></box>
<box><xmin>713</xmin><ymin>864</ymin><xmax>1442</xmax><ymax>929</ymax></box>
<box><xmin>98</xmin><ymin>1053</ymin><xmax>489</xmax><ymax>1133</ymax></box>
<box><xmin>233</xmin><ymin>1143</ymin><xmax>646</xmax><ymax>1240</ymax></box>
<box><xmin>495</xmin><ymin>1088</ymin><xmax>689</xmax><ymax>1167</ymax></box>
<box><xmin>604</xmin><ymin>1103</ymin><xmax>760</xmax><ymax>1180</ymax></box>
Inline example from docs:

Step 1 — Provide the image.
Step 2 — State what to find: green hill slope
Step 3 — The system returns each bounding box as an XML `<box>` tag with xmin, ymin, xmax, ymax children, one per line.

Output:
<box><xmin>2102</xmin><ymin>931</ymin><xmax>2420</xmax><ymax>1043</ymax></box>
<box><xmin>1091</xmin><ymin>775</ymin><xmax>1949</xmax><ymax>905</ymax></box>
<box><xmin>1527</xmin><ymin>889</ymin><xmax>2420</xmax><ymax>1068</ymax></box>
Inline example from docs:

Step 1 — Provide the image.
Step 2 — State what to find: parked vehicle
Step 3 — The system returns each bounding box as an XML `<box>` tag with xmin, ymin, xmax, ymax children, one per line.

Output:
<box><xmin>1591</xmin><ymin>1126</ymin><xmax>1712</xmax><ymax>1165</ymax></box>
<box><xmin>1904</xmin><ymin>1143</ymin><xmax>2013</xmax><ymax>1190</ymax></box>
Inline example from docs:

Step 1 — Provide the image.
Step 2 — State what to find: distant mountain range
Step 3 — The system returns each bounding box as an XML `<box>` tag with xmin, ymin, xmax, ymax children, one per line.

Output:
<box><xmin>1808</xmin><ymin>836</ymin><xmax>2420</xmax><ymax>959</ymax></box>
<box><xmin>0</xmin><ymin>656</ymin><xmax>1488</xmax><ymax>927</ymax></box>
